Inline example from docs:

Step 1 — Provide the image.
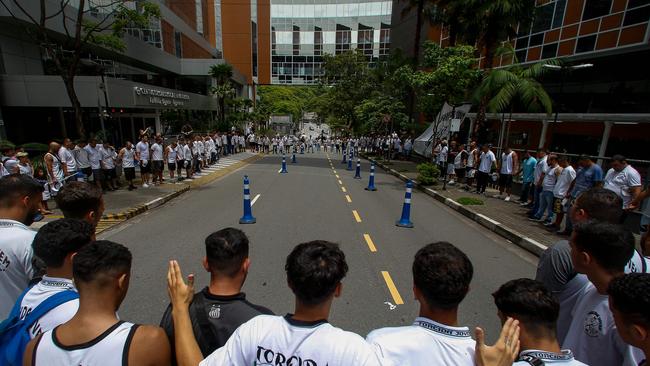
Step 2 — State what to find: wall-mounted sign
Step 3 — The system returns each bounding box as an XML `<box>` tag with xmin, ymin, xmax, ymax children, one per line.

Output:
<box><xmin>133</xmin><ymin>86</ymin><xmax>190</xmax><ymax>107</ymax></box>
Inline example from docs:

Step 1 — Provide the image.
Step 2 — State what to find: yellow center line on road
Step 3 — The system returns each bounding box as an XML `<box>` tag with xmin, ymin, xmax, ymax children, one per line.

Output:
<box><xmin>341</xmin><ymin>186</ymin><xmax>347</xmax><ymax>193</ymax></box>
<box><xmin>363</xmin><ymin>234</ymin><xmax>377</xmax><ymax>252</ymax></box>
<box><xmin>338</xmin><ymin>180</ymin><xmax>343</xmax><ymax>185</ymax></box>
<box><xmin>381</xmin><ymin>271</ymin><xmax>404</xmax><ymax>305</ymax></box>
<box><xmin>333</xmin><ymin>170</ymin><xmax>337</xmax><ymax>174</ymax></box>
<box><xmin>352</xmin><ymin>210</ymin><xmax>361</xmax><ymax>222</ymax></box>
<box><xmin>345</xmin><ymin>195</ymin><xmax>352</xmax><ymax>203</ymax></box>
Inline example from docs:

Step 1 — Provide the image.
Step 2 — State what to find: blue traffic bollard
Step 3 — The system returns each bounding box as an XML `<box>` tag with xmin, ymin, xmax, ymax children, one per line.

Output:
<box><xmin>347</xmin><ymin>154</ymin><xmax>353</xmax><ymax>171</ymax></box>
<box><xmin>239</xmin><ymin>175</ymin><xmax>256</xmax><ymax>224</ymax></box>
<box><xmin>280</xmin><ymin>155</ymin><xmax>288</xmax><ymax>173</ymax></box>
<box><xmin>396</xmin><ymin>180</ymin><xmax>414</xmax><ymax>228</ymax></box>
<box><xmin>341</xmin><ymin>149</ymin><xmax>347</xmax><ymax>164</ymax></box>
<box><xmin>292</xmin><ymin>153</ymin><xmax>297</xmax><ymax>164</ymax></box>
<box><xmin>365</xmin><ymin>163</ymin><xmax>377</xmax><ymax>191</ymax></box>
<box><xmin>354</xmin><ymin>159</ymin><xmax>361</xmax><ymax>179</ymax></box>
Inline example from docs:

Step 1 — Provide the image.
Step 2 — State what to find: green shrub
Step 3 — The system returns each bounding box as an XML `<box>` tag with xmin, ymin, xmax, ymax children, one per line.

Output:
<box><xmin>457</xmin><ymin>197</ymin><xmax>484</xmax><ymax>205</ymax></box>
<box><xmin>416</xmin><ymin>163</ymin><xmax>440</xmax><ymax>186</ymax></box>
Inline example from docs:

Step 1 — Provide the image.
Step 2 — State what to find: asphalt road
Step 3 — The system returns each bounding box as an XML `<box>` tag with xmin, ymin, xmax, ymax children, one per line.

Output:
<box><xmin>100</xmin><ymin>151</ymin><xmax>537</xmax><ymax>340</ymax></box>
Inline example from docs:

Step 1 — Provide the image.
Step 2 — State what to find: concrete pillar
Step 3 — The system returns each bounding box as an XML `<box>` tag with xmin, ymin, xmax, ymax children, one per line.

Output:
<box><xmin>466</xmin><ymin>117</ymin><xmax>475</xmax><ymax>145</ymax></box>
<box><xmin>538</xmin><ymin>120</ymin><xmax>550</xmax><ymax>149</ymax></box>
<box><xmin>58</xmin><ymin>107</ymin><xmax>67</xmax><ymax>138</ymax></box>
<box><xmin>130</xmin><ymin>116</ymin><xmax>136</xmax><ymax>142</ymax></box>
<box><xmin>597</xmin><ymin>121</ymin><xmax>613</xmax><ymax>166</ymax></box>
<box><xmin>155</xmin><ymin>111</ymin><xmax>162</xmax><ymax>135</ymax></box>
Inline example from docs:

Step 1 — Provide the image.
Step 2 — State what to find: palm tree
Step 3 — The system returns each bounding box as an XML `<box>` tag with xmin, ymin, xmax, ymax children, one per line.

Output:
<box><xmin>209</xmin><ymin>63</ymin><xmax>234</xmax><ymax>125</ymax></box>
<box><xmin>474</xmin><ymin>47</ymin><xmax>558</xmax><ymax>146</ymax></box>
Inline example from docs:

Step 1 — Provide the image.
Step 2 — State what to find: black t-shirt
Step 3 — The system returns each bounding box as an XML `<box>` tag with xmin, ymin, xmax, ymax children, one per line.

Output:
<box><xmin>160</xmin><ymin>287</ymin><xmax>274</xmax><ymax>363</ymax></box>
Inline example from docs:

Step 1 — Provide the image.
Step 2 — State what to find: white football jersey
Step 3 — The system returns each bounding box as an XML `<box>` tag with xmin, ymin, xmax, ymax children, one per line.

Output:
<box><xmin>19</xmin><ymin>276</ymin><xmax>79</xmax><ymax>338</ymax></box>
<box><xmin>200</xmin><ymin>315</ymin><xmax>380</xmax><ymax>366</ymax></box>
<box><xmin>366</xmin><ymin>317</ymin><xmax>475</xmax><ymax>366</ymax></box>
<box><xmin>0</xmin><ymin>219</ymin><xmax>36</xmax><ymax>319</ymax></box>
<box><xmin>513</xmin><ymin>350</ymin><xmax>587</xmax><ymax>366</ymax></box>
<box><xmin>562</xmin><ymin>282</ymin><xmax>644</xmax><ymax>366</ymax></box>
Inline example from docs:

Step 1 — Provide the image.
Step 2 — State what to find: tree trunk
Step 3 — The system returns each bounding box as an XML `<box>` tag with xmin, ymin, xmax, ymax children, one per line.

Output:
<box><xmin>62</xmin><ymin>75</ymin><xmax>86</xmax><ymax>139</ymax></box>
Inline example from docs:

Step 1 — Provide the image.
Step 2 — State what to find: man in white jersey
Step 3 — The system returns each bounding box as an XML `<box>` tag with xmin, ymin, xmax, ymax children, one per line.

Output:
<box><xmin>603</xmin><ymin>154</ymin><xmax>642</xmax><ymax>210</ymax></box>
<box><xmin>151</xmin><ymin>136</ymin><xmax>165</xmax><ymax>185</ymax></box>
<box><xmin>135</xmin><ymin>135</ymin><xmax>151</xmax><ymax>188</ymax></box>
<box><xmin>57</xmin><ymin>139</ymin><xmax>77</xmax><ymax>177</ymax></box>
<box><xmin>536</xmin><ymin>188</ymin><xmax>650</xmax><ymax>343</ymax></box>
<box><xmin>367</xmin><ymin>242</ymin><xmax>476</xmax><ymax>366</ymax></box>
<box><xmin>14</xmin><ymin>219</ymin><xmax>93</xmax><ymax>341</ymax></box>
<box><xmin>549</xmin><ymin>156</ymin><xmax>576</xmax><ymax>231</ymax></box>
<box><xmin>167</xmin><ymin>240</ymin><xmax>380</xmax><ymax>366</ymax></box>
<box><xmin>84</xmin><ymin>139</ymin><xmax>103</xmax><ymax>189</ymax></box>
<box><xmin>564</xmin><ymin>221</ymin><xmax>645</xmax><ymax>366</ymax></box>
<box><xmin>608</xmin><ymin>273</ymin><xmax>650</xmax><ymax>366</ymax></box>
<box><xmin>73</xmin><ymin>140</ymin><xmax>92</xmax><ymax>180</ymax></box>
<box><xmin>476</xmin><ymin>144</ymin><xmax>496</xmax><ymax>195</ymax></box>
<box><xmin>24</xmin><ymin>240</ymin><xmax>171</xmax><ymax>366</ymax></box>
<box><xmin>492</xmin><ymin>279</ymin><xmax>586</xmax><ymax>366</ymax></box>
<box><xmin>44</xmin><ymin>142</ymin><xmax>64</xmax><ymax>195</ymax></box>
<box><xmin>165</xmin><ymin>141</ymin><xmax>178</xmax><ymax>182</ymax></box>
<box><xmin>496</xmin><ymin>147</ymin><xmax>518</xmax><ymax>201</ymax></box>
<box><xmin>118</xmin><ymin>141</ymin><xmax>137</xmax><ymax>190</ymax></box>
<box><xmin>0</xmin><ymin>175</ymin><xmax>43</xmax><ymax>318</ymax></box>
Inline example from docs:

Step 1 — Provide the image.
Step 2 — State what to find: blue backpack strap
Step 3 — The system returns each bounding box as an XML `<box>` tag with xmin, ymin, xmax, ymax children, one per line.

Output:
<box><xmin>22</xmin><ymin>290</ymin><xmax>79</xmax><ymax>329</ymax></box>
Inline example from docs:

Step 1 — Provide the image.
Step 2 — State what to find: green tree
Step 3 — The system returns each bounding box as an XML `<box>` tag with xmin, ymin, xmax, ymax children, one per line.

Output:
<box><xmin>208</xmin><ymin>63</ymin><xmax>235</xmax><ymax>126</ymax></box>
<box><xmin>0</xmin><ymin>0</ymin><xmax>160</xmax><ymax>139</ymax></box>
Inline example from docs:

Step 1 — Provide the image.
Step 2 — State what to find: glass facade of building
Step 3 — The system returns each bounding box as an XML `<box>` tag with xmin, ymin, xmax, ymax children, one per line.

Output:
<box><xmin>271</xmin><ymin>0</ymin><xmax>392</xmax><ymax>84</ymax></box>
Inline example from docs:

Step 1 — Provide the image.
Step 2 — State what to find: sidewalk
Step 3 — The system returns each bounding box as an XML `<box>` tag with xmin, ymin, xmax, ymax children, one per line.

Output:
<box><xmin>363</xmin><ymin>154</ymin><xmax>560</xmax><ymax>255</ymax></box>
<box><xmin>34</xmin><ymin>152</ymin><xmax>261</xmax><ymax>233</ymax></box>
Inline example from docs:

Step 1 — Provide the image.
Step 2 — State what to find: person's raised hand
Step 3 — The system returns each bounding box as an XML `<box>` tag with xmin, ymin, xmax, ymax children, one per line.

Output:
<box><xmin>167</xmin><ymin>260</ymin><xmax>194</xmax><ymax>310</ymax></box>
<box><xmin>474</xmin><ymin>317</ymin><xmax>520</xmax><ymax>366</ymax></box>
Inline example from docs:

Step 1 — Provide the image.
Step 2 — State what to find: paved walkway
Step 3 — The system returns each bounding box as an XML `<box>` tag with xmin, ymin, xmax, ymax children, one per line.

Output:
<box><xmin>363</xmin><ymin>155</ymin><xmax>563</xmax><ymax>248</ymax></box>
<box><xmin>34</xmin><ymin>152</ymin><xmax>259</xmax><ymax>233</ymax></box>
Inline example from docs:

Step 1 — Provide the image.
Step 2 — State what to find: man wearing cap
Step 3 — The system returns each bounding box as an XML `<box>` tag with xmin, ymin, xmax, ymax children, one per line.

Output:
<box><xmin>16</xmin><ymin>152</ymin><xmax>34</xmax><ymax>176</ymax></box>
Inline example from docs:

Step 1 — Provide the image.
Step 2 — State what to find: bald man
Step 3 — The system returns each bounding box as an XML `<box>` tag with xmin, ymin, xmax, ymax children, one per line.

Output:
<box><xmin>44</xmin><ymin>142</ymin><xmax>65</xmax><ymax>188</ymax></box>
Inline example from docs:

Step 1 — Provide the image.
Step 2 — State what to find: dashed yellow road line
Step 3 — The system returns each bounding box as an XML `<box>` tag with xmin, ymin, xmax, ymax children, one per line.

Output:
<box><xmin>364</xmin><ymin>234</ymin><xmax>377</xmax><ymax>252</ymax></box>
<box><xmin>352</xmin><ymin>210</ymin><xmax>361</xmax><ymax>222</ymax></box>
<box><xmin>333</xmin><ymin>170</ymin><xmax>337</xmax><ymax>174</ymax></box>
<box><xmin>345</xmin><ymin>195</ymin><xmax>352</xmax><ymax>203</ymax></box>
<box><xmin>381</xmin><ymin>271</ymin><xmax>404</xmax><ymax>305</ymax></box>
<box><xmin>335</xmin><ymin>174</ymin><xmax>340</xmax><ymax>179</ymax></box>
<box><xmin>338</xmin><ymin>180</ymin><xmax>343</xmax><ymax>185</ymax></box>
<box><xmin>341</xmin><ymin>186</ymin><xmax>347</xmax><ymax>193</ymax></box>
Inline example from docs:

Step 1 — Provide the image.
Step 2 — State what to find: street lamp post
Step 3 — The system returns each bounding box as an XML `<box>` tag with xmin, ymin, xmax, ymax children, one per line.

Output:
<box><xmin>543</xmin><ymin>63</ymin><xmax>593</xmax><ymax>124</ymax></box>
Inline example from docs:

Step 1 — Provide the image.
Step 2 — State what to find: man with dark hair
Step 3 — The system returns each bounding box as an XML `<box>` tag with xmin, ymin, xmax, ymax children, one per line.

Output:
<box><xmin>367</xmin><ymin>242</ymin><xmax>476</xmax><ymax>365</ymax></box>
<box><xmin>629</xmin><ymin>168</ymin><xmax>650</xmax><ymax>256</ymax></box>
<box><xmin>604</xmin><ymin>154</ymin><xmax>642</xmax><ymax>210</ymax></box>
<box><xmin>54</xmin><ymin>181</ymin><xmax>104</xmax><ymax>231</ymax></box>
<box><xmin>167</xmin><ymin>240</ymin><xmax>379</xmax><ymax>365</ymax></box>
<box><xmin>608</xmin><ymin>273</ymin><xmax>650</xmax><ymax>365</ymax></box>
<box><xmin>160</xmin><ymin>228</ymin><xmax>272</xmax><ymax>363</ymax></box>
<box><xmin>0</xmin><ymin>174</ymin><xmax>44</xmax><ymax>318</ymax></box>
<box><xmin>495</xmin><ymin>146</ymin><xmax>518</xmax><ymax>201</ymax></box>
<box><xmin>492</xmin><ymin>279</ymin><xmax>586</xmax><ymax>365</ymax></box>
<box><xmin>563</xmin><ymin>221</ymin><xmax>644</xmax><ymax>365</ymax></box>
<box><xmin>516</xmin><ymin>150</ymin><xmax>537</xmax><ymax>206</ymax></box>
<box><xmin>10</xmin><ymin>219</ymin><xmax>93</xmax><ymax>340</ymax></box>
<box><xmin>24</xmin><ymin>241</ymin><xmax>171</xmax><ymax>365</ymax></box>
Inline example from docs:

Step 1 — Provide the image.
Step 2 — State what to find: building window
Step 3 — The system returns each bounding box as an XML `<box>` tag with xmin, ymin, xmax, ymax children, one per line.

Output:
<box><xmin>623</xmin><ymin>5</ymin><xmax>650</xmax><ymax>25</ymax></box>
<box><xmin>542</xmin><ymin>43</ymin><xmax>558</xmax><ymax>59</ymax></box>
<box><xmin>515</xmin><ymin>49</ymin><xmax>527</xmax><ymax>63</ymax></box>
<box><xmin>582</xmin><ymin>0</ymin><xmax>612</xmax><ymax>20</ymax></box>
<box><xmin>552</xmin><ymin>0</ymin><xmax>567</xmax><ymax>28</ymax></box>
<box><xmin>252</xmin><ymin>21</ymin><xmax>258</xmax><ymax>77</ymax></box>
<box><xmin>532</xmin><ymin>3</ymin><xmax>555</xmax><ymax>33</ymax></box>
<box><xmin>628</xmin><ymin>0</ymin><xmax>650</xmax><ymax>8</ymax></box>
<box><xmin>529</xmin><ymin>33</ymin><xmax>544</xmax><ymax>47</ymax></box>
<box><xmin>174</xmin><ymin>31</ymin><xmax>182</xmax><ymax>58</ymax></box>
<box><xmin>575</xmin><ymin>35</ymin><xmax>597</xmax><ymax>53</ymax></box>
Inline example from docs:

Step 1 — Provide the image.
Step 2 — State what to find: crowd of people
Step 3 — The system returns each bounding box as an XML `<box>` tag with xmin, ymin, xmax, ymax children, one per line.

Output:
<box><xmin>0</xmin><ymin>168</ymin><xmax>649</xmax><ymax>366</ymax></box>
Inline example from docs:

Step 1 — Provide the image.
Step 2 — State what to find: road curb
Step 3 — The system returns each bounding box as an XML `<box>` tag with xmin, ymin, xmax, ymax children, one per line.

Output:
<box><xmin>98</xmin><ymin>154</ymin><xmax>260</xmax><ymax>230</ymax></box>
<box><xmin>363</xmin><ymin>155</ymin><xmax>547</xmax><ymax>257</ymax></box>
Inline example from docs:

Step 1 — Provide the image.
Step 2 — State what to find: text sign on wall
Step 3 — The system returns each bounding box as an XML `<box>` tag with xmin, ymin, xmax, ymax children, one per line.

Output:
<box><xmin>133</xmin><ymin>86</ymin><xmax>190</xmax><ymax>107</ymax></box>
